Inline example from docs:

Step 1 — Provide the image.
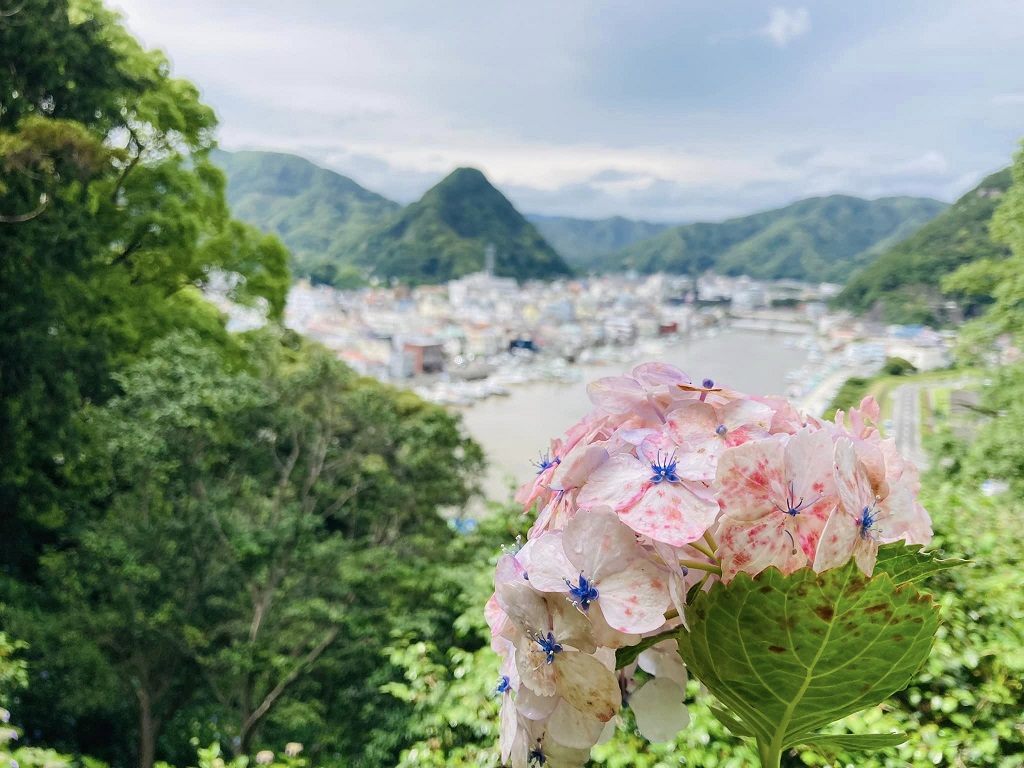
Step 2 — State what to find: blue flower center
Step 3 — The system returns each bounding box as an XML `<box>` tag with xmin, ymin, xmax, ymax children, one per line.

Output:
<box><xmin>650</xmin><ymin>451</ymin><xmax>681</xmax><ymax>483</ymax></box>
<box><xmin>536</xmin><ymin>631</ymin><xmax>563</xmax><ymax>664</ymax></box>
<box><xmin>858</xmin><ymin>505</ymin><xmax>879</xmax><ymax>539</ymax></box>
<box><xmin>775</xmin><ymin>480</ymin><xmax>820</xmax><ymax>516</ymax></box>
<box><xmin>715</xmin><ymin>423</ymin><xmax>728</xmax><ymax>436</ymax></box>
<box><xmin>532</xmin><ymin>451</ymin><xmax>560</xmax><ymax>474</ymax></box>
<box><xmin>496</xmin><ymin>675</ymin><xmax>511</xmax><ymax>694</ymax></box>
<box><xmin>528</xmin><ymin>746</ymin><xmax>547</xmax><ymax>766</ymax></box>
<box><xmin>565</xmin><ymin>573</ymin><xmax>600</xmax><ymax>610</ymax></box>
<box><xmin>702</xmin><ymin>378</ymin><xmax>715</xmax><ymax>388</ymax></box>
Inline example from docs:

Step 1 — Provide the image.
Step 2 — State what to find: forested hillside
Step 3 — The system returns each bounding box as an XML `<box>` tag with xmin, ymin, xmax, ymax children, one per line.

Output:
<box><xmin>836</xmin><ymin>168</ymin><xmax>1013</xmax><ymax>324</ymax></box>
<box><xmin>527</xmin><ymin>213</ymin><xmax>674</xmax><ymax>267</ymax></box>
<box><xmin>214</xmin><ymin>150</ymin><xmax>400</xmax><ymax>286</ymax></box>
<box><xmin>603</xmin><ymin>194</ymin><xmax>946</xmax><ymax>282</ymax></box>
<box><xmin>337</xmin><ymin>167</ymin><xmax>572</xmax><ymax>284</ymax></box>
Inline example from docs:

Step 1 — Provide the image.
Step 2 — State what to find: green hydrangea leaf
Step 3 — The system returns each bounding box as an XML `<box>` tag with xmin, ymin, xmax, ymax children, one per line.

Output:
<box><xmin>873</xmin><ymin>542</ymin><xmax>967</xmax><ymax>584</ymax></box>
<box><xmin>798</xmin><ymin>732</ymin><xmax>908</xmax><ymax>750</ymax></box>
<box><xmin>676</xmin><ymin>561</ymin><xmax>939</xmax><ymax>753</ymax></box>
<box><xmin>709</xmin><ymin>705</ymin><xmax>756</xmax><ymax>738</ymax></box>
<box><xmin>614</xmin><ymin>627</ymin><xmax>679</xmax><ymax>670</ymax></box>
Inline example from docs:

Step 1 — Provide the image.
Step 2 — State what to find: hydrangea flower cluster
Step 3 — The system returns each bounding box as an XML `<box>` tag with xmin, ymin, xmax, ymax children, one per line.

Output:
<box><xmin>487</xmin><ymin>363</ymin><xmax>932</xmax><ymax>767</ymax></box>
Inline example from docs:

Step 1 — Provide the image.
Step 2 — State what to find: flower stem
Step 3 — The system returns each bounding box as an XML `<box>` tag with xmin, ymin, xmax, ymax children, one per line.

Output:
<box><xmin>703</xmin><ymin>530</ymin><xmax>718</xmax><ymax>553</ymax></box>
<box><xmin>678</xmin><ymin>559</ymin><xmax>723</xmax><ymax>576</ymax></box>
<box><xmin>688</xmin><ymin>540</ymin><xmax>716</xmax><ymax>559</ymax></box>
<box><xmin>757</xmin><ymin>739</ymin><xmax>781</xmax><ymax>768</ymax></box>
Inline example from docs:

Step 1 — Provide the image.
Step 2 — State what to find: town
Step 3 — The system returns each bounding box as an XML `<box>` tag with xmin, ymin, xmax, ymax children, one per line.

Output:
<box><xmin>211</xmin><ymin>268</ymin><xmax>956</xmax><ymax>417</ymax></box>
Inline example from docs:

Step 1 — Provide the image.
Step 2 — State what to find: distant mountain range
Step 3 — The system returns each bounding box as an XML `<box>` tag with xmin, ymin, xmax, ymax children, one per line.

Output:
<box><xmin>527</xmin><ymin>214</ymin><xmax>675</xmax><ymax>268</ymax></box>
<box><xmin>835</xmin><ymin>168</ymin><xmax>1013</xmax><ymax>324</ymax></box>
<box><xmin>214</xmin><ymin>149</ymin><xmax>952</xmax><ymax>288</ymax></box>
<box><xmin>215</xmin><ymin>151</ymin><xmax>569</xmax><ymax>285</ymax></box>
<box><xmin>594</xmin><ymin>195</ymin><xmax>947</xmax><ymax>283</ymax></box>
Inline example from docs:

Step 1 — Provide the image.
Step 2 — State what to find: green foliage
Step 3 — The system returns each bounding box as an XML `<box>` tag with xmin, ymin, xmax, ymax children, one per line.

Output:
<box><xmin>837</xmin><ymin>168</ymin><xmax>1013</xmax><ymax>323</ymax></box>
<box><xmin>603</xmin><ymin>195</ymin><xmax>945</xmax><ymax>282</ymax></box>
<box><xmin>0</xmin><ymin>0</ymin><xmax>290</xmax><ymax>574</ymax></box>
<box><xmin>676</xmin><ymin>557</ymin><xmax>940</xmax><ymax>766</ymax></box>
<box><xmin>341</xmin><ymin>167</ymin><xmax>573</xmax><ymax>284</ymax></box>
<box><xmin>822</xmin><ymin>376</ymin><xmax>871</xmax><ymax>421</ymax></box>
<box><xmin>527</xmin><ymin>214</ymin><xmax>674</xmax><ymax>268</ymax></box>
<box><xmin>882</xmin><ymin>357</ymin><xmax>917</xmax><ymax>376</ymax></box>
<box><xmin>0</xmin><ymin>632</ymin><xmax>28</xmax><ymax>705</ymax></box>
<box><xmin>214</xmin><ymin>150</ymin><xmax>400</xmax><ymax>284</ymax></box>
<box><xmin>944</xmin><ymin>141</ymin><xmax>1024</xmax><ymax>350</ymax></box>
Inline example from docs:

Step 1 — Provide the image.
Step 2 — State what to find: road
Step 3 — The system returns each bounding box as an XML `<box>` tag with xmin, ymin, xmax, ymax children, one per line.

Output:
<box><xmin>891</xmin><ymin>384</ymin><xmax>928</xmax><ymax>470</ymax></box>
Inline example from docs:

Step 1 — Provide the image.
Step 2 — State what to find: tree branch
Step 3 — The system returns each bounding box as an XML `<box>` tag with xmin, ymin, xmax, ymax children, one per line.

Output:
<box><xmin>239</xmin><ymin>626</ymin><xmax>340</xmax><ymax>743</ymax></box>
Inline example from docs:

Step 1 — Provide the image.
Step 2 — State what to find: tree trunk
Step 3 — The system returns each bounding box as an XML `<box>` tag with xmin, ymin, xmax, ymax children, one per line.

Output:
<box><xmin>137</xmin><ymin>687</ymin><xmax>158</xmax><ymax>768</ymax></box>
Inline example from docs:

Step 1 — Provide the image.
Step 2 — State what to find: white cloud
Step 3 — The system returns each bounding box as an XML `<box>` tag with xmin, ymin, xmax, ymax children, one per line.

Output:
<box><xmin>761</xmin><ymin>7</ymin><xmax>810</xmax><ymax>47</ymax></box>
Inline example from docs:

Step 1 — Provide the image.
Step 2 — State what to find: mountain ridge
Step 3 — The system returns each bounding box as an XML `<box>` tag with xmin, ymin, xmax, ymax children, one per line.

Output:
<box><xmin>600</xmin><ymin>193</ymin><xmax>948</xmax><ymax>283</ymax></box>
<box><xmin>835</xmin><ymin>168</ymin><xmax>1013</xmax><ymax>323</ymax></box>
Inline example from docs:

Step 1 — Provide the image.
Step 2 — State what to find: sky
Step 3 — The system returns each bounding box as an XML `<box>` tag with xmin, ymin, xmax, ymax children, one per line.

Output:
<box><xmin>111</xmin><ymin>0</ymin><xmax>1024</xmax><ymax>223</ymax></box>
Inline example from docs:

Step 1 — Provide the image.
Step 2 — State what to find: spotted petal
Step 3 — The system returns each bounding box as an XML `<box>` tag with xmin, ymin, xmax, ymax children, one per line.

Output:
<box><xmin>556</xmin><ymin>650</ymin><xmax>621</xmax><ymax>722</ymax></box>
<box><xmin>717</xmin><ymin>516</ymin><xmax>805</xmax><ymax>580</ymax></box>
<box><xmin>576</xmin><ymin>453</ymin><xmax>648</xmax><ymax>511</ymax></box>
<box><xmin>562</xmin><ymin>509</ymin><xmax>641</xmax><ymax>583</ymax></box>
<box><xmin>596</xmin><ymin>559</ymin><xmax>671</xmax><ymax>634</ymax></box>
<box><xmin>716</xmin><ymin>436</ymin><xmax>787</xmax><ymax>522</ymax></box>
<box><xmin>618</xmin><ymin>481</ymin><xmax>720</xmax><ymax>547</ymax></box>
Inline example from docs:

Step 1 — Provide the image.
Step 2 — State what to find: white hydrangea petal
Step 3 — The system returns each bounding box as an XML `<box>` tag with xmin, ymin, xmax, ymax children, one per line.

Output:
<box><xmin>555</xmin><ymin>651</ymin><xmax>621</xmax><ymax>722</ymax></box>
<box><xmin>547</xmin><ymin>699</ymin><xmax>605</xmax><ymax>749</ymax></box>
<box><xmin>516</xmin><ymin>686</ymin><xmax>559</xmax><ymax>720</ymax></box>
<box><xmin>630</xmin><ymin>677</ymin><xmax>689</xmax><ymax>742</ymax></box>
<box><xmin>637</xmin><ymin>640</ymin><xmax>687</xmax><ymax>687</ymax></box>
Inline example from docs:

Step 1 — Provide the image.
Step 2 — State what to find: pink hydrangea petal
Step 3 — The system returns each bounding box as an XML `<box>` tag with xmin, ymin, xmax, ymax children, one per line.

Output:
<box><xmin>587</xmin><ymin>605</ymin><xmax>641</xmax><ymax>649</ymax></box>
<box><xmin>551</xmin><ymin>598</ymin><xmax>597</xmax><ymax>654</ymax></box>
<box><xmin>596</xmin><ymin>560</ymin><xmax>671</xmax><ymax>634</ymax></box>
<box><xmin>717</xmin><ymin>516</ymin><xmax>803</xmax><ymax>580</ymax></box>
<box><xmin>784</xmin><ymin>428</ymin><xmax>837</xmax><ymax>502</ymax></box>
<box><xmin>562</xmin><ymin>509</ymin><xmax>640</xmax><ymax>582</ymax></box>
<box><xmin>716</xmin><ymin>436</ymin><xmax>786</xmax><ymax>521</ymax></box>
<box><xmin>812</xmin><ymin>508</ymin><xmax>861</xmax><ymax>572</ymax></box>
<box><xmin>721</xmin><ymin>398</ymin><xmax>774</xmax><ymax>433</ymax></box>
<box><xmin>618</xmin><ymin>482</ymin><xmax>719</xmax><ymax>547</ymax></box>
<box><xmin>852</xmin><ymin>540</ymin><xmax>880</xmax><ymax>576</ymax></box>
<box><xmin>834</xmin><ymin>439</ymin><xmax>874</xmax><ymax>516</ymax></box>
<box><xmin>588</xmin><ymin>375</ymin><xmax>645</xmax><ymax>414</ymax></box>
<box><xmin>576</xmin><ymin>454</ymin><xmax>648</xmax><ymax>511</ymax></box>
<box><xmin>555</xmin><ymin>651</ymin><xmax>621</xmax><ymax>722</ymax></box>
<box><xmin>550</xmin><ymin>444</ymin><xmax>610</xmax><ymax>492</ymax></box>
<box><xmin>666</xmin><ymin>402</ymin><xmax>719</xmax><ymax>446</ymax></box>
<box><xmin>631</xmin><ymin>362</ymin><xmax>690</xmax><ymax>388</ymax></box>
<box><xmin>499</xmin><ymin>694</ymin><xmax>518</xmax><ymax>763</ymax></box>
<box><xmin>523</xmin><ymin>532</ymin><xmax>576</xmax><ymax>593</ymax></box>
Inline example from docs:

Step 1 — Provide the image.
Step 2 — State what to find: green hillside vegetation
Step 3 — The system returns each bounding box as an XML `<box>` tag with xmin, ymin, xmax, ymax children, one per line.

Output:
<box><xmin>214</xmin><ymin>149</ymin><xmax>400</xmax><ymax>286</ymax></box>
<box><xmin>603</xmin><ymin>194</ymin><xmax>946</xmax><ymax>282</ymax></box>
<box><xmin>836</xmin><ymin>168</ymin><xmax>1013</xmax><ymax>324</ymax></box>
<box><xmin>528</xmin><ymin>213</ymin><xmax>674</xmax><ymax>267</ymax></box>
<box><xmin>341</xmin><ymin>167</ymin><xmax>572</xmax><ymax>284</ymax></box>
